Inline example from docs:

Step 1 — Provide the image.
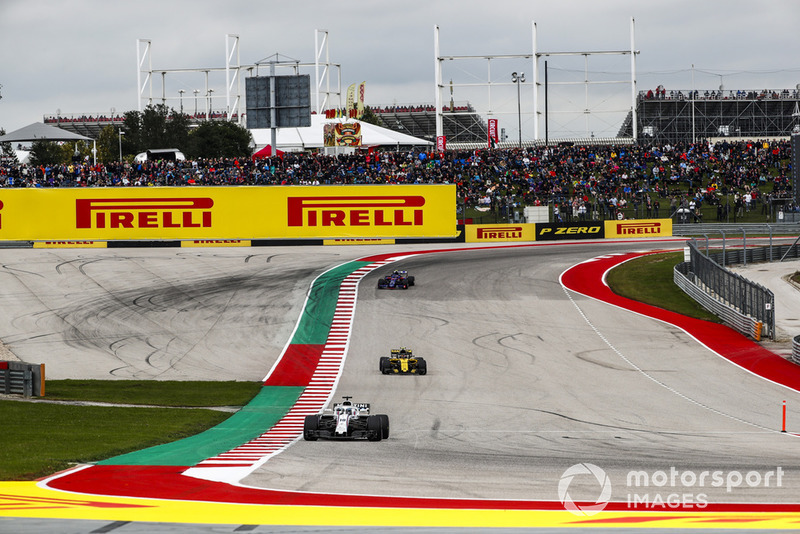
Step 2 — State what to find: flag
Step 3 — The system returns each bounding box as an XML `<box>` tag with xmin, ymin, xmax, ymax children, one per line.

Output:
<box><xmin>488</xmin><ymin>119</ymin><xmax>498</xmax><ymax>149</ymax></box>
<box><xmin>357</xmin><ymin>81</ymin><xmax>366</xmax><ymax>118</ymax></box>
<box><xmin>346</xmin><ymin>83</ymin><xmax>356</xmax><ymax>114</ymax></box>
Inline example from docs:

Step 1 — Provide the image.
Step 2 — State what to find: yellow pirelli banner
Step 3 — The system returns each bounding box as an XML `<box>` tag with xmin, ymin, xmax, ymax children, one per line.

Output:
<box><xmin>465</xmin><ymin>223</ymin><xmax>536</xmax><ymax>243</ymax></box>
<box><xmin>323</xmin><ymin>238</ymin><xmax>396</xmax><ymax>245</ymax></box>
<box><xmin>0</xmin><ymin>185</ymin><xmax>456</xmax><ymax>241</ymax></box>
<box><xmin>181</xmin><ymin>240</ymin><xmax>252</xmax><ymax>247</ymax></box>
<box><xmin>604</xmin><ymin>218</ymin><xmax>672</xmax><ymax>238</ymax></box>
<box><xmin>33</xmin><ymin>240</ymin><xmax>107</xmax><ymax>249</ymax></box>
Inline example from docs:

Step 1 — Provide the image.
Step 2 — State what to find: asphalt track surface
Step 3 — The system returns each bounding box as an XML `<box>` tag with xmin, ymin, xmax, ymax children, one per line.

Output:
<box><xmin>4</xmin><ymin>239</ymin><xmax>800</xmax><ymax>533</ymax></box>
<box><xmin>0</xmin><ymin>248</ymin><xmax>349</xmax><ymax>380</ymax></box>
<box><xmin>244</xmin><ymin>243</ymin><xmax>800</xmax><ymax>503</ymax></box>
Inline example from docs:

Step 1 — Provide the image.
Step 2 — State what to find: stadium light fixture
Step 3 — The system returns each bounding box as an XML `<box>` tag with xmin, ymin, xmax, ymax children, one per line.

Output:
<box><xmin>511</xmin><ymin>72</ymin><xmax>525</xmax><ymax>148</ymax></box>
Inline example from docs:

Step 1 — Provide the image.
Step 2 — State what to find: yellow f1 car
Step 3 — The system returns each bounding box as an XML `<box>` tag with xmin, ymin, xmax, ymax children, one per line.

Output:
<box><xmin>379</xmin><ymin>347</ymin><xmax>427</xmax><ymax>375</ymax></box>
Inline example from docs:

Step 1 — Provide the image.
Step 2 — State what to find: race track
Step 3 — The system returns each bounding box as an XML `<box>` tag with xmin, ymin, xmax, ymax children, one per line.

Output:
<box><xmin>242</xmin><ymin>243</ymin><xmax>800</xmax><ymax>504</ymax></box>
<box><xmin>4</xmin><ymin>240</ymin><xmax>800</xmax><ymax>532</ymax></box>
<box><xmin>0</xmin><ymin>247</ymin><xmax>356</xmax><ymax>380</ymax></box>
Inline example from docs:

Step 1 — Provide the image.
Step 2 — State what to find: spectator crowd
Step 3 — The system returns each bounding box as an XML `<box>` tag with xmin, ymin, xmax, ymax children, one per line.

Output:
<box><xmin>642</xmin><ymin>87</ymin><xmax>800</xmax><ymax>101</ymax></box>
<box><xmin>0</xmin><ymin>139</ymin><xmax>793</xmax><ymax>221</ymax></box>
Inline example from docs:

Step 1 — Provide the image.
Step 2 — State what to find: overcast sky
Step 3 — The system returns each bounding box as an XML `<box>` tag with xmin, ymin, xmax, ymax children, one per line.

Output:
<box><xmin>2</xmin><ymin>0</ymin><xmax>799</xmax><ymax>139</ymax></box>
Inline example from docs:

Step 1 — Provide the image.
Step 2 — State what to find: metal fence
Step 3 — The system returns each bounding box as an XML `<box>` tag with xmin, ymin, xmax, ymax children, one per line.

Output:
<box><xmin>674</xmin><ymin>266</ymin><xmax>765</xmax><ymax>340</ymax></box>
<box><xmin>676</xmin><ymin>240</ymin><xmax>775</xmax><ymax>340</ymax></box>
<box><xmin>703</xmin><ymin>241</ymin><xmax>800</xmax><ymax>267</ymax></box>
<box><xmin>671</xmin><ymin>222</ymin><xmax>800</xmax><ymax>237</ymax></box>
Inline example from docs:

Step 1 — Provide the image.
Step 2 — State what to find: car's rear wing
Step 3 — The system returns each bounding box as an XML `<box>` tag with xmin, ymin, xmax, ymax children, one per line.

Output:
<box><xmin>332</xmin><ymin>402</ymin><xmax>371</xmax><ymax>412</ymax></box>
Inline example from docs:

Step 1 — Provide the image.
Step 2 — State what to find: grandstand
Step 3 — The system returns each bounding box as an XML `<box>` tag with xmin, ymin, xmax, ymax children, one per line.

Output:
<box><xmin>49</xmin><ymin>89</ymin><xmax>800</xmax><ymax>148</ymax></box>
<box><xmin>43</xmin><ymin>114</ymin><xmax>124</xmax><ymax>138</ymax></box>
<box><xmin>620</xmin><ymin>88</ymin><xmax>800</xmax><ymax>144</ymax></box>
<box><xmin>43</xmin><ymin>104</ymin><xmax>490</xmax><ymax>146</ymax></box>
<box><xmin>43</xmin><ymin>113</ymin><xmax>234</xmax><ymax>138</ymax></box>
<box><xmin>371</xmin><ymin>103</ymin><xmax>488</xmax><ymax>144</ymax></box>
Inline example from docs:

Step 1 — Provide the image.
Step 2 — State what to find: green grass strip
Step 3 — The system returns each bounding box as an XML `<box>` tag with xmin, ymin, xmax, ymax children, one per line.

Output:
<box><xmin>0</xmin><ymin>403</ymin><xmax>230</xmax><ymax>480</ymax></box>
<box><xmin>605</xmin><ymin>251</ymin><xmax>721</xmax><ymax>322</ymax></box>
<box><xmin>98</xmin><ymin>386</ymin><xmax>304</xmax><ymax>466</ymax></box>
<box><xmin>44</xmin><ymin>380</ymin><xmax>262</xmax><ymax>407</ymax></box>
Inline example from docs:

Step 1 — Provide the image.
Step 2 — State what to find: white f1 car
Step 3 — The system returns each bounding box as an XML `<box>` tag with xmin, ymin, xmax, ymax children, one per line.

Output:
<box><xmin>303</xmin><ymin>397</ymin><xmax>390</xmax><ymax>441</ymax></box>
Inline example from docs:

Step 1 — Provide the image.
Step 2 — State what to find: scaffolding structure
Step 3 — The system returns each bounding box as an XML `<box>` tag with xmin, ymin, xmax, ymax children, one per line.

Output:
<box><xmin>621</xmin><ymin>90</ymin><xmax>800</xmax><ymax>144</ymax></box>
<box><xmin>371</xmin><ymin>103</ymin><xmax>487</xmax><ymax>144</ymax></box>
<box><xmin>433</xmin><ymin>19</ymin><xmax>638</xmax><ymax>144</ymax></box>
<box><xmin>135</xmin><ymin>31</ymin><xmax>342</xmax><ymax>126</ymax></box>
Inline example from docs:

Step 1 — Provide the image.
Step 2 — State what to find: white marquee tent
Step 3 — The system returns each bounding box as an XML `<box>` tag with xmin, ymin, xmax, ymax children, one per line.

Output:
<box><xmin>0</xmin><ymin>122</ymin><xmax>93</xmax><ymax>143</ymax></box>
<box><xmin>0</xmin><ymin>122</ymin><xmax>95</xmax><ymax>164</ymax></box>
<box><xmin>249</xmin><ymin>115</ymin><xmax>431</xmax><ymax>152</ymax></box>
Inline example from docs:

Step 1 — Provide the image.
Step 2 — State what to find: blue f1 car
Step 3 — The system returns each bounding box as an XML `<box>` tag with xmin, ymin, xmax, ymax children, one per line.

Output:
<box><xmin>377</xmin><ymin>270</ymin><xmax>415</xmax><ymax>289</ymax></box>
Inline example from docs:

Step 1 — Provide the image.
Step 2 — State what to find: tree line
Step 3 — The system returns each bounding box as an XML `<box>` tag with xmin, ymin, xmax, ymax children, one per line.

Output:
<box><xmin>16</xmin><ymin>105</ymin><xmax>254</xmax><ymax>166</ymax></box>
<box><xmin>1</xmin><ymin>104</ymin><xmax>387</xmax><ymax>166</ymax></box>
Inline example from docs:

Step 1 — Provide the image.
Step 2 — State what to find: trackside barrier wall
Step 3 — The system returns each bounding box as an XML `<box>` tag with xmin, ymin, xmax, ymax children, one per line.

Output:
<box><xmin>604</xmin><ymin>218</ymin><xmax>672</xmax><ymax>239</ymax></box>
<box><xmin>706</xmin><ymin>241</ymin><xmax>800</xmax><ymax>267</ymax></box>
<box><xmin>0</xmin><ymin>361</ymin><xmax>45</xmax><ymax>397</ymax></box>
<box><xmin>671</xmin><ymin>222</ymin><xmax>800</xmax><ymax>237</ymax></box>
<box><xmin>0</xmin><ymin>185</ymin><xmax>457</xmax><ymax>241</ymax></box>
<box><xmin>464</xmin><ymin>219</ymin><xmax>673</xmax><ymax>243</ymax></box>
<box><xmin>675</xmin><ymin>240</ymin><xmax>775</xmax><ymax>340</ymax></box>
<box><xmin>674</xmin><ymin>265</ymin><xmax>764</xmax><ymax>340</ymax></box>
<box><xmin>465</xmin><ymin>223</ymin><xmax>536</xmax><ymax>243</ymax></box>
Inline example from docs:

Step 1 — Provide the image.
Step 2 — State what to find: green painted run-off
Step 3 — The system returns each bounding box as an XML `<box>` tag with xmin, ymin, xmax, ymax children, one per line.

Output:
<box><xmin>99</xmin><ymin>386</ymin><xmax>305</xmax><ymax>466</ymax></box>
<box><xmin>290</xmin><ymin>261</ymin><xmax>371</xmax><ymax>345</ymax></box>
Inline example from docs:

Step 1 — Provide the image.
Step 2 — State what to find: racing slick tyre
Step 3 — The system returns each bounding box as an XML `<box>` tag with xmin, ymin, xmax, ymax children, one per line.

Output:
<box><xmin>378</xmin><ymin>414</ymin><xmax>390</xmax><ymax>439</ymax></box>
<box><xmin>408</xmin><ymin>276</ymin><xmax>415</xmax><ymax>286</ymax></box>
<box><xmin>367</xmin><ymin>415</ymin><xmax>383</xmax><ymax>441</ymax></box>
<box><xmin>377</xmin><ymin>279</ymin><xmax>387</xmax><ymax>289</ymax></box>
<box><xmin>379</xmin><ymin>357</ymin><xmax>390</xmax><ymax>374</ymax></box>
<box><xmin>416</xmin><ymin>358</ymin><xmax>427</xmax><ymax>375</ymax></box>
<box><xmin>303</xmin><ymin>415</ymin><xmax>319</xmax><ymax>441</ymax></box>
